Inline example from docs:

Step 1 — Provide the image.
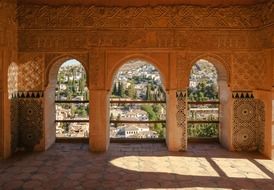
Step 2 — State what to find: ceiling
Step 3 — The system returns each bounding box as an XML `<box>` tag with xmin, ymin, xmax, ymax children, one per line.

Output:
<box><xmin>18</xmin><ymin>0</ymin><xmax>269</xmax><ymax>7</ymax></box>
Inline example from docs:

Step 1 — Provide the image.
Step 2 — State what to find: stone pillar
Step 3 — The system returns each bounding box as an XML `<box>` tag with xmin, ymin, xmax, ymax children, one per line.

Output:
<box><xmin>89</xmin><ymin>89</ymin><xmax>109</xmax><ymax>152</ymax></box>
<box><xmin>0</xmin><ymin>0</ymin><xmax>17</xmax><ymax>159</ymax></box>
<box><xmin>44</xmin><ymin>85</ymin><xmax>56</xmax><ymax>150</ymax></box>
<box><xmin>166</xmin><ymin>89</ymin><xmax>187</xmax><ymax>151</ymax></box>
<box><xmin>272</xmin><ymin>88</ymin><xmax>274</xmax><ymax>159</ymax></box>
<box><xmin>218</xmin><ymin>80</ymin><xmax>233</xmax><ymax>150</ymax></box>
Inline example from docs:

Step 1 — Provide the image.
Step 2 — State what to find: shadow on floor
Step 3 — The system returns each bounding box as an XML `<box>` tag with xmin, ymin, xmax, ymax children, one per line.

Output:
<box><xmin>0</xmin><ymin>142</ymin><xmax>273</xmax><ymax>190</ymax></box>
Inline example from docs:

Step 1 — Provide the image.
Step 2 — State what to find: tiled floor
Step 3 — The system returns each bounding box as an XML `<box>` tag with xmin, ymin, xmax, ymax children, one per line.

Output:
<box><xmin>0</xmin><ymin>143</ymin><xmax>274</xmax><ymax>190</ymax></box>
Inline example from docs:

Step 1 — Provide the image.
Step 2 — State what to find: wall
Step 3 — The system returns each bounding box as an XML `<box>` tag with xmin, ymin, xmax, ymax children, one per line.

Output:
<box><xmin>0</xmin><ymin>0</ymin><xmax>17</xmax><ymax>159</ymax></box>
<box><xmin>12</xmin><ymin>1</ymin><xmax>274</xmax><ymax>157</ymax></box>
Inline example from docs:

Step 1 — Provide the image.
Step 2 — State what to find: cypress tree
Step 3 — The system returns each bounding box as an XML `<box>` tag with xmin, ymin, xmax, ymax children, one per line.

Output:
<box><xmin>145</xmin><ymin>84</ymin><xmax>152</xmax><ymax>100</ymax></box>
<box><xmin>112</xmin><ymin>82</ymin><xmax>117</xmax><ymax>96</ymax></box>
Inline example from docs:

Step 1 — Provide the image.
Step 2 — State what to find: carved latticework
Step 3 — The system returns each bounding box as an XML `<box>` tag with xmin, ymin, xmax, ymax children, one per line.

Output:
<box><xmin>232</xmin><ymin>53</ymin><xmax>267</xmax><ymax>90</ymax></box>
<box><xmin>18</xmin><ymin>54</ymin><xmax>44</xmax><ymax>91</ymax></box>
<box><xmin>176</xmin><ymin>90</ymin><xmax>187</xmax><ymax>151</ymax></box>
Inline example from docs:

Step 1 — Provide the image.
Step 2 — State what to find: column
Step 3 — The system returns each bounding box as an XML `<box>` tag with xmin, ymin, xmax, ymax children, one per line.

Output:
<box><xmin>89</xmin><ymin>89</ymin><xmax>109</xmax><ymax>152</ymax></box>
<box><xmin>166</xmin><ymin>89</ymin><xmax>187</xmax><ymax>151</ymax></box>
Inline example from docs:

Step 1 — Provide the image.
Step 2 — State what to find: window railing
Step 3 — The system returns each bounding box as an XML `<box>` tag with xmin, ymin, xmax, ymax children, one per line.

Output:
<box><xmin>109</xmin><ymin>100</ymin><xmax>166</xmax><ymax>139</ymax></box>
<box><xmin>187</xmin><ymin>101</ymin><xmax>219</xmax><ymax>139</ymax></box>
<box><xmin>55</xmin><ymin>100</ymin><xmax>89</xmax><ymax>138</ymax></box>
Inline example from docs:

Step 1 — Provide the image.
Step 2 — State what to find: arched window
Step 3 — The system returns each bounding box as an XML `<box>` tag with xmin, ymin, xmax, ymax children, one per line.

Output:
<box><xmin>109</xmin><ymin>60</ymin><xmax>166</xmax><ymax>139</ymax></box>
<box><xmin>188</xmin><ymin>59</ymin><xmax>219</xmax><ymax>139</ymax></box>
<box><xmin>55</xmin><ymin>59</ymin><xmax>89</xmax><ymax>138</ymax></box>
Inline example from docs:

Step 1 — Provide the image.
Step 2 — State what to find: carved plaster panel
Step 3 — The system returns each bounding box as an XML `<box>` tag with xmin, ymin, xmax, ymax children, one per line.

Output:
<box><xmin>18</xmin><ymin>53</ymin><xmax>44</xmax><ymax>91</ymax></box>
<box><xmin>18</xmin><ymin>30</ymin><xmax>262</xmax><ymax>52</ymax></box>
<box><xmin>176</xmin><ymin>90</ymin><xmax>187</xmax><ymax>151</ymax></box>
<box><xmin>7</xmin><ymin>62</ymin><xmax>18</xmax><ymax>99</ymax></box>
<box><xmin>17</xmin><ymin>4</ymin><xmax>270</xmax><ymax>29</ymax></box>
<box><xmin>232</xmin><ymin>93</ymin><xmax>265</xmax><ymax>152</ymax></box>
<box><xmin>232</xmin><ymin>52</ymin><xmax>267</xmax><ymax>90</ymax></box>
<box><xmin>17</xmin><ymin>97</ymin><xmax>43</xmax><ymax>151</ymax></box>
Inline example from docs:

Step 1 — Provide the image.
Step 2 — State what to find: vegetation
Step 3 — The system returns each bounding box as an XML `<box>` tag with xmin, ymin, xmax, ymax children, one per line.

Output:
<box><xmin>188</xmin><ymin>123</ymin><xmax>218</xmax><ymax>137</ymax></box>
<box><xmin>187</xmin><ymin>60</ymin><xmax>219</xmax><ymax>138</ymax></box>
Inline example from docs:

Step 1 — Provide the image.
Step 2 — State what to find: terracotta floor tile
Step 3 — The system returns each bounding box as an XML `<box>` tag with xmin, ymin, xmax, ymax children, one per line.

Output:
<box><xmin>0</xmin><ymin>143</ymin><xmax>273</xmax><ymax>190</ymax></box>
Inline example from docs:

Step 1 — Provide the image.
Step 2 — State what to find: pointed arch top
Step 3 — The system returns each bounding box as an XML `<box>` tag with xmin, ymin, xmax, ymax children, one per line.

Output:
<box><xmin>107</xmin><ymin>54</ymin><xmax>168</xmax><ymax>91</ymax></box>
<box><xmin>45</xmin><ymin>54</ymin><xmax>89</xmax><ymax>89</ymax></box>
<box><xmin>188</xmin><ymin>54</ymin><xmax>230</xmax><ymax>85</ymax></box>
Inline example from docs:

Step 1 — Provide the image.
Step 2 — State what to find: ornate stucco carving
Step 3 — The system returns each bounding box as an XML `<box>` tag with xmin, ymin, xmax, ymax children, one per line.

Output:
<box><xmin>19</xmin><ymin>30</ymin><xmax>265</xmax><ymax>52</ymax></box>
<box><xmin>231</xmin><ymin>52</ymin><xmax>268</xmax><ymax>90</ymax></box>
<box><xmin>18</xmin><ymin>53</ymin><xmax>45</xmax><ymax>91</ymax></box>
<box><xmin>232</xmin><ymin>93</ymin><xmax>265</xmax><ymax>152</ymax></box>
<box><xmin>17</xmin><ymin>4</ymin><xmax>270</xmax><ymax>29</ymax></box>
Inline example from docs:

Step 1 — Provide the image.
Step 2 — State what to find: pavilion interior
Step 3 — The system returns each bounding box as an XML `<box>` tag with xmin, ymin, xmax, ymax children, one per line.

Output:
<box><xmin>0</xmin><ymin>0</ymin><xmax>274</xmax><ymax>189</ymax></box>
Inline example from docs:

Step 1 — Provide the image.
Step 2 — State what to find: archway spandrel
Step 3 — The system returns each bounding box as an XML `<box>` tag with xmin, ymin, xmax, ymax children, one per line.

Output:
<box><xmin>18</xmin><ymin>53</ymin><xmax>44</xmax><ymax>91</ymax></box>
<box><xmin>231</xmin><ymin>52</ymin><xmax>268</xmax><ymax>91</ymax></box>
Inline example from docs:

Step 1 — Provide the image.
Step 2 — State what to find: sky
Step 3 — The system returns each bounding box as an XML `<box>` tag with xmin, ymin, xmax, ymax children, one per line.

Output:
<box><xmin>61</xmin><ymin>59</ymin><xmax>81</xmax><ymax>67</ymax></box>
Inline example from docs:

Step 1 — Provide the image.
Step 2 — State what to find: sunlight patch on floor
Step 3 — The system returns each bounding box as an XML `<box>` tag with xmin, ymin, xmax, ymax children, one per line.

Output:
<box><xmin>110</xmin><ymin>156</ymin><xmax>219</xmax><ymax>177</ymax></box>
<box><xmin>212</xmin><ymin>158</ymin><xmax>271</xmax><ymax>179</ymax></box>
<box><xmin>255</xmin><ymin>159</ymin><xmax>274</xmax><ymax>174</ymax></box>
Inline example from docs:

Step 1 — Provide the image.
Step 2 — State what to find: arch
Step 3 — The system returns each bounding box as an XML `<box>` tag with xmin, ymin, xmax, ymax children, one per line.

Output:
<box><xmin>45</xmin><ymin>54</ymin><xmax>89</xmax><ymax>89</ymax></box>
<box><xmin>108</xmin><ymin>56</ymin><xmax>168</xmax><ymax>140</ymax></box>
<box><xmin>186</xmin><ymin>54</ymin><xmax>232</xmax><ymax>150</ymax></box>
<box><xmin>44</xmin><ymin>56</ymin><xmax>89</xmax><ymax>149</ymax></box>
<box><xmin>187</xmin><ymin>54</ymin><xmax>230</xmax><ymax>86</ymax></box>
<box><xmin>107</xmin><ymin>54</ymin><xmax>168</xmax><ymax>92</ymax></box>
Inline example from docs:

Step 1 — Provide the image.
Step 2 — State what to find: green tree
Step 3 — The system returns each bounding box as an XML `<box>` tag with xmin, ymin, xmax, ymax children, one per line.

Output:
<box><xmin>126</xmin><ymin>83</ymin><xmax>136</xmax><ymax>99</ymax></box>
<box><xmin>154</xmin><ymin>123</ymin><xmax>164</xmax><ymax>138</ymax></box>
<box><xmin>116</xmin><ymin>114</ymin><xmax>122</xmax><ymax>127</ymax></box>
<box><xmin>118</xmin><ymin>82</ymin><xmax>125</xmax><ymax>98</ymax></box>
<box><xmin>145</xmin><ymin>84</ymin><xmax>153</xmax><ymax>100</ymax></box>
<box><xmin>141</xmin><ymin>105</ymin><xmax>157</xmax><ymax>121</ymax></box>
<box><xmin>112</xmin><ymin>83</ymin><xmax>118</xmax><ymax>96</ymax></box>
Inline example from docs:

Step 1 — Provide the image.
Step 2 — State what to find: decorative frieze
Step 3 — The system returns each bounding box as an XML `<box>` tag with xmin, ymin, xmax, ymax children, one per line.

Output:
<box><xmin>11</xmin><ymin>91</ymin><xmax>44</xmax><ymax>99</ymax></box>
<box><xmin>19</xmin><ymin>30</ymin><xmax>263</xmax><ymax>52</ymax></box>
<box><xmin>17</xmin><ymin>4</ymin><xmax>269</xmax><ymax>29</ymax></box>
<box><xmin>232</xmin><ymin>91</ymin><xmax>254</xmax><ymax>99</ymax></box>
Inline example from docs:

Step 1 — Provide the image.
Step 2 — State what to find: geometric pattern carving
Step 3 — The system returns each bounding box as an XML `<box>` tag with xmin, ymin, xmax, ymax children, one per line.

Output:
<box><xmin>10</xmin><ymin>92</ymin><xmax>44</xmax><ymax>152</ymax></box>
<box><xmin>232</xmin><ymin>53</ymin><xmax>267</xmax><ymax>90</ymax></box>
<box><xmin>232</xmin><ymin>91</ymin><xmax>254</xmax><ymax>99</ymax></box>
<box><xmin>18</xmin><ymin>4</ymin><xmax>269</xmax><ymax>29</ymax></box>
<box><xmin>11</xmin><ymin>91</ymin><xmax>44</xmax><ymax>99</ymax></box>
<box><xmin>10</xmin><ymin>98</ymin><xmax>19</xmax><ymax>153</ymax></box>
<box><xmin>18</xmin><ymin>54</ymin><xmax>44</xmax><ymax>91</ymax></box>
<box><xmin>17</xmin><ymin>98</ymin><xmax>43</xmax><ymax>151</ymax></box>
<box><xmin>176</xmin><ymin>90</ymin><xmax>187</xmax><ymax>151</ymax></box>
<box><xmin>7</xmin><ymin>62</ymin><xmax>18</xmax><ymax>99</ymax></box>
<box><xmin>232</xmin><ymin>99</ymin><xmax>265</xmax><ymax>152</ymax></box>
